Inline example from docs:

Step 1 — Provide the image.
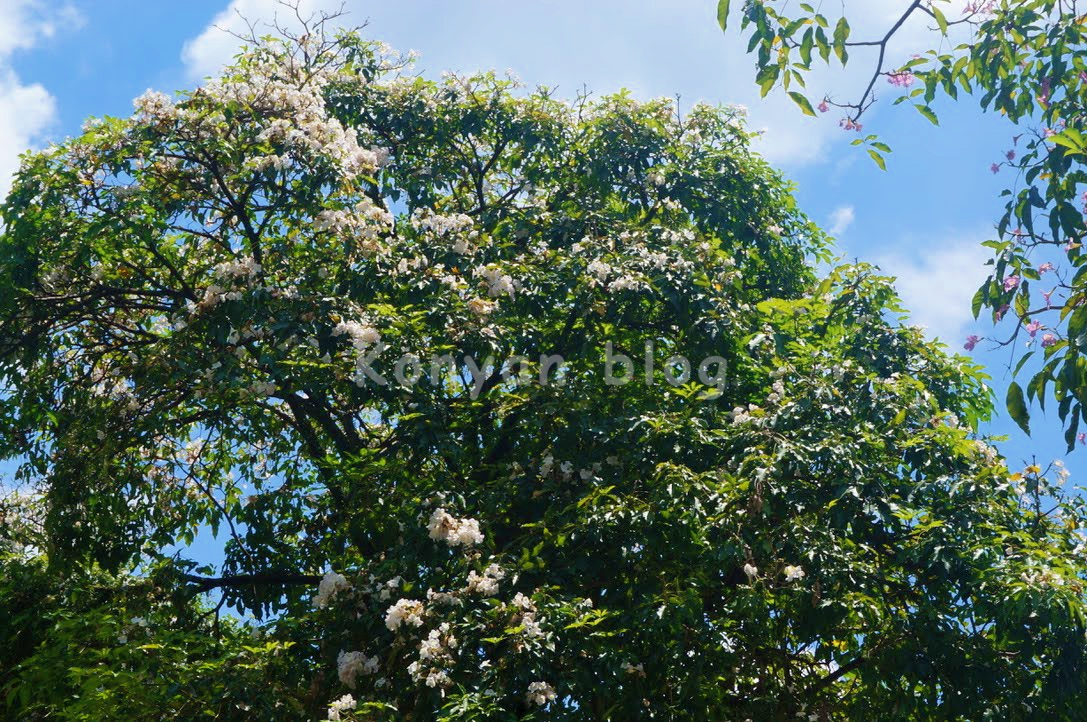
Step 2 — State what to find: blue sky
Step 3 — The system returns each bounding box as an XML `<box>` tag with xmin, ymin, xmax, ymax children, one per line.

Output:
<box><xmin>0</xmin><ymin>0</ymin><xmax>1074</xmax><ymax>484</ymax></box>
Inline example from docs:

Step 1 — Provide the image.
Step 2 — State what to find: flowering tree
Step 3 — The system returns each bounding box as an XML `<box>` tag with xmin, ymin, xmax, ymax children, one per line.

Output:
<box><xmin>720</xmin><ymin>0</ymin><xmax>1087</xmax><ymax>446</ymax></box>
<box><xmin>2</xmin><ymin>15</ymin><xmax>1087</xmax><ymax>720</ymax></box>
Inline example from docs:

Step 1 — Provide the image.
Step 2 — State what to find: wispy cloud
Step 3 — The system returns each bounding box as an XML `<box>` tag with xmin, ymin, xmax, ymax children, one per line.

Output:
<box><xmin>828</xmin><ymin>206</ymin><xmax>856</xmax><ymax>236</ymax></box>
<box><xmin>872</xmin><ymin>229</ymin><xmax>993</xmax><ymax>344</ymax></box>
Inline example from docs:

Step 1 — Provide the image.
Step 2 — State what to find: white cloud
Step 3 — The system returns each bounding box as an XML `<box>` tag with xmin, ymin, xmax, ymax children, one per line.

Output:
<box><xmin>872</xmin><ymin>230</ymin><xmax>993</xmax><ymax>343</ymax></box>
<box><xmin>828</xmin><ymin>206</ymin><xmax>856</xmax><ymax>236</ymax></box>
<box><xmin>0</xmin><ymin>1</ymin><xmax>80</xmax><ymax>198</ymax></box>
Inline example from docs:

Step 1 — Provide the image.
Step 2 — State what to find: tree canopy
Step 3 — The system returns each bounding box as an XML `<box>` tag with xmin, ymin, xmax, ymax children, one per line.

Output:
<box><xmin>2</xmin><ymin>18</ymin><xmax>1087</xmax><ymax>721</ymax></box>
<box><xmin>720</xmin><ymin>0</ymin><xmax>1087</xmax><ymax>448</ymax></box>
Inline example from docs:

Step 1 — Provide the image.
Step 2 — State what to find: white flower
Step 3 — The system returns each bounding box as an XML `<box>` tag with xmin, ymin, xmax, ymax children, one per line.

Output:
<box><xmin>426</xmin><ymin>507</ymin><xmax>484</xmax><ymax>547</ymax></box>
<box><xmin>467</xmin><ymin>297</ymin><xmax>496</xmax><ymax>316</ymax></box>
<box><xmin>783</xmin><ymin>565</ymin><xmax>806</xmax><ymax>582</ymax></box>
<box><xmin>426</xmin><ymin>588</ymin><xmax>463</xmax><ymax>606</ymax></box>
<box><xmin>333</xmin><ymin>320</ymin><xmax>381</xmax><ymax>350</ymax></box>
<box><xmin>743</xmin><ymin>563</ymin><xmax>758</xmax><ymax>581</ymax></box>
<box><xmin>465</xmin><ymin>563</ymin><xmax>505</xmax><ymax>597</ymax></box>
<box><xmin>587</xmin><ymin>259</ymin><xmax>612</xmax><ymax>282</ymax></box>
<box><xmin>327</xmin><ymin>693</ymin><xmax>356</xmax><ymax>721</ymax></box>
<box><xmin>511</xmin><ymin>592</ymin><xmax>536</xmax><ymax>612</ymax></box>
<box><xmin>526</xmin><ymin>681</ymin><xmax>557</xmax><ymax>706</ymax></box>
<box><xmin>521</xmin><ymin>613</ymin><xmax>544</xmax><ymax>638</ymax></box>
<box><xmin>385</xmin><ymin>598</ymin><xmax>426</xmax><ymax>631</ymax></box>
<box><xmin>475</xmin><ymin>264</ymin><xmax>516</xmax><ymax>297</ymax></box>
<box><xmin>314</xmin><ymin>571</ymin><xmax>351</xmax><ymax>608</ymax></box>
<box><xmin>133</xmin><ymin>89</ymin><xmax>176</xmax><ymax>122</ymax></box>
<box><xmin>337</xmin><ymin>650</ymin><xmax>379</xmax><ymax>688</ymax></box>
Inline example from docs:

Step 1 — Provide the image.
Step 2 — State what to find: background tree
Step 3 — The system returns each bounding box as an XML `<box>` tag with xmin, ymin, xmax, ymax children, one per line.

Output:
<box><xmin>720</xmin><ymin>0</ymin><xmax>1087</xmax><ymax>447</ymax></box>
<box><xmin>2</xmin><ymin>12</ymin><xmax>1087</xmax><ymax>720</ymax></box>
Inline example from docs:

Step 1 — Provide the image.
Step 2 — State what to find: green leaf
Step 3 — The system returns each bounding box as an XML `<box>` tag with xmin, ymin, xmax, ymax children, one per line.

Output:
<box><xmin>1006</xmin><ymin>381</ymin><xmax>1031</xmax><ymax>435</ymax></box>
<box><xmin>931</xmin><ymin>5</ymin><xmax>949</xmax><ymax>34</ymax></box>
<box><xmin>915</xmin><ymin>104</ymin><xmax>940</xmax><ymax>125</ymax></box>
<box><xmin>717</xmin><ymin>0</ymin><xmax>731</xmax><ymax>31</ymax></box>
<box><xmin>867</xmin><ymin>148</ymin><xmax>887</xmax><ymax>170</ymax></box>
<box><xmin>833</xmin><ymin>17</ymin><xmax>850</xmax><ymax>64</ymax></box>
<box><xmin>788</xmin><ymin>91</ymin><xmax>817</xmax><ymax>116</ymax></box>
<box><xmin>971</xmin><ymin>287</ymin><xmax>984</xmax><ymax>319</ymax></box>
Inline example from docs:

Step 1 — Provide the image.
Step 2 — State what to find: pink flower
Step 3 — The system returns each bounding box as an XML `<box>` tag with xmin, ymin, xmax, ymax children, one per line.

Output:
<box><xmin>1041</xmin><ymin>288</ymin><xmax>1055</xmax><ymax>309</ymax></box>
<box><xmin>839</xmin><ymin>118</ymin><xmax>862</xmax><ymax>132</ymax></box>
<box><xmin>887</xmin><ymin>71</ymin><xmax>915</xmax><ymax>88</ymax></box>
<box><xmin>964</xmin><ymin>335</ymin><xmax>981</xmax><ymax>351</ymax></box>
<box><xmin>1002</xmin><ymin>276</ymin><xmax>1020</xmax><ymax>292</ymax></box>
<box><xmin>1005</xmin><ymin>150</ymin><xmax>1016</xmax><ymax>162</ymax></box>
<box><xmin>1079</xmin><ymin>432</ymin><xmax>1086</xmax><ymax>446</ymax></box>
<box><xmin>994</xmin><ymin>304</ymin><xmax>1010</xmax><ymax>321</ymax></box>
<box><xmin>1026</xmin><ymin>320</ymin><xmax>1043</xmax><ymax>337</ymax></box>
<box><xmin>1038</xmin><ymin>262</ymin><xmax>1054</xmax><ymax>273</ymax></box>
<box><xmin>818</xmin><ymin>100</ymin><xmax>829</xmax><ymax>113</ymax></box>
<box><xmin>1042</xmin><ymin>333</ymin><xmax>1058</xmax><ymax>347</ymax></box>
<box><xmin>991</xmin><ymin>163</ymin><xmax>1001</xmax><ymax>174</ymax></box>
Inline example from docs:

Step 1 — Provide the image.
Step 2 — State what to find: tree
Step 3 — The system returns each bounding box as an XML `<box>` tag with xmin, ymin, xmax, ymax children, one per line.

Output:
<box><xmin>720</xmin><ymin>0</ymin><xmax>1087</xmax><ymax>448</ymax></box>
<box><xmin>2</xmin><ymin>15</ymin><xmax>1087</xmax><ymax>721</ymax></box>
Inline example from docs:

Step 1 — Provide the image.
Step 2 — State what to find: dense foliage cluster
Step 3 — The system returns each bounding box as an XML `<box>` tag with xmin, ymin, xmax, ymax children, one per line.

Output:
<box><xmin>2</xmin><ymin>24</ymin><xmax>1087</xmax><ymax>720</ymax></box>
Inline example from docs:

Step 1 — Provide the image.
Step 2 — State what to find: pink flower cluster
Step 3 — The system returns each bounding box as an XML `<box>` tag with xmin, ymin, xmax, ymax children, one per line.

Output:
<box><xmin>886</xmin><ymin>72</ymin><xmax>915</xmax><ymax>88</ymax></box>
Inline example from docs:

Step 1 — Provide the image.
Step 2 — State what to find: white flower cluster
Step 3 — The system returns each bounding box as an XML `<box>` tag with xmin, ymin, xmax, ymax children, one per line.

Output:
<box><xmin>411</xmin><ymin>208</ymin><xmax>475</xmax><ymax>245</ymax></box>
<box><xmin>314</xmin><ymin>199</ymin><xmax>394</xmax><ymax>254</ymax></box>
<box><xmin>327</xmin><ymin>693</ymin><xmax>356</xmax><ymax>721</ymax></box>
<box><xmin>1021</xmin><ymin>567</ymin><xmax>1065</xmax><ymax>588</ymax></box>
<box><xmin>426</xmin><ymin>507</ymin><xmax>484</xmax><ymax>547</ymax></box>
<box><xmin>385</xmin><ymin>598</ymin><xmax>426</xmax><ymax>631</ymax></box>
<box><xmin>337</xmin><ymin>650</ymin><xmax>380</xmax><ymax>688</ymax></box>
<box><xmin>466</xmin><ymin>297</ymin><xmax>497</xmax><ymax>316</ymax></box>
<box><xmin>133</xmin><ymin>89</ymin><xmax>176</xmax><ymax>123</ymax></box>
<box><xmin>314</xmin><ymin>571</ymin><xmax>351</xmax><ymax>608</ymax></box>
<box><xmin>332</xmin><ymin>320</ymin><xmax>381</xmax><ymax>350</ymax></box>
<box><xmin>190</xmin><ymin>283</ymin><xmax>247</xmax><ymax>314</ymax></box>
<box><xmin>426</xmin><ymin>588</ymin><xmax>464</xmax><ymax>607</ymax></box>
<box><xmin>767</xmin><ymin>380</ymin><xmax>786</xmax><ymax>405</ymax></box>
<box><xmin>587</xmin><ymin>259</ymin><xmax>612</xmax><ymax>282</ymax></box>
<box><xmin>407</xmin><ymin>622</ymin><xmax>458</xmax><ymax>691</ymax></box>
<box><xmin>200</xmin><ymin>50</ymin><xmax>386</xmax><ymax>181</ymax></box>
<box><xmin>466</xmin><ymin>563</ymin><xmax>505</xmax><ymax>597</ymax></box>
<box><xmin>510</xmin><ymin>592</ymin><xmax>544</xmax><ymax>639</ymax></box>
<box><xmin>526</xmin><ymin>681</ymin><xmax>557</xmax><ymax>707</ymax></box>
<box><xmin>783</xmin><ymin>564</ymin><xmax>805</xmax><ymax>582</ymax></box>
<box><xmin>730</xmin><ymin>404</ymin><xmax>763</xmax><ymax>425</ymax></box>
<box><xmin>474</xmin><ymin>264</ymin><xmax>516</xmax><ymax>297</ymax></box>
<box><xmin>213</xmin><ymin>255</ymin><xmax>261</xmax><ymax>281</ymax></box>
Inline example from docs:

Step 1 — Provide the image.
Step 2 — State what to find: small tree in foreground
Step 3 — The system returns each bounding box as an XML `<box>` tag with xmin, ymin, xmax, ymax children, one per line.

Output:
<box><xmin>2</xmin><ymin>19</ymin><xmax>1087</xmax><ymax>721</ymax></box>
<box><xmin>720</xmin><ymin>0</ymin><xmax>1087</xmax><ymax>446</ymax></box>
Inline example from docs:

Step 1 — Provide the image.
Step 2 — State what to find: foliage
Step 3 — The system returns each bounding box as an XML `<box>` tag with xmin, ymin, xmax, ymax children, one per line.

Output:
<box><xmin>721</xmin><ymin>0</ymin><xmax>1087</xmax><ymax>448</ymax></box>
<box><xmin>1</xmin><ymin>19</ymin><xmax>1087</xmax><ymax>720</ymax></box>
